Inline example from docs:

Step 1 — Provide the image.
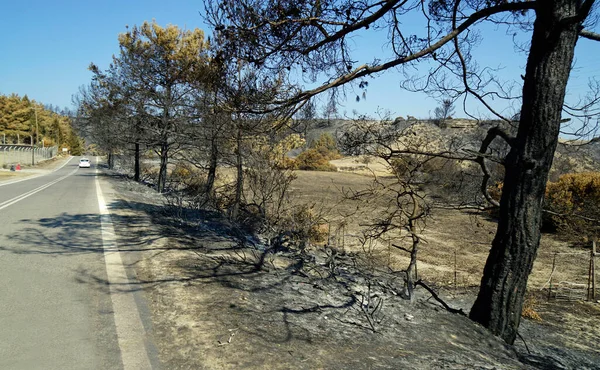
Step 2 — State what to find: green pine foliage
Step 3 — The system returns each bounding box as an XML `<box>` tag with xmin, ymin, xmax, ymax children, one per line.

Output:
<box><xmin>0</xmin><ymin>93</ymin><xmax>79</xmax><ymax>149</ymax></box>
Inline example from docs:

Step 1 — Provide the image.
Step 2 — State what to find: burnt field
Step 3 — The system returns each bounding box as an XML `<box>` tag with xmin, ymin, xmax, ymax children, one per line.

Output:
<box><xmin>102</xmin><ymin>160</ymin><xmax>600</xmax><ymax>369</ymax></box>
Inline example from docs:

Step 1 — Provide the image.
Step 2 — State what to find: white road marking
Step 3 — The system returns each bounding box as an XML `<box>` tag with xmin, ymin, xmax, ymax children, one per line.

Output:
<box><xmin>95</xmin><ymin>162</ymin><xmax>153</xmax><ymax>370</ymax></box>
<box><xmin>0</xmin><ymin>156</ymin><xmax>74</xmax><ymax>187</ymax></box>
<box><xmin>0</xmin><ymin>168</ymin><xmax>78</xmax><ymax>210</ymax></box>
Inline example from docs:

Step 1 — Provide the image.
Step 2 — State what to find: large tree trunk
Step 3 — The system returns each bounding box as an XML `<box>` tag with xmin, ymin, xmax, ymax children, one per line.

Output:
<box><xmin>470</xmin><ymin>1</ymin><xmax>585</xmax><ymax>345</ymax></box>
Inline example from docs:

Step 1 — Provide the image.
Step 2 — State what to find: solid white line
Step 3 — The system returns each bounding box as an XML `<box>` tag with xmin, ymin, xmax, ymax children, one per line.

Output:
<box><xmin>53</xmin><ymin>155</ymin><xmax>75</xmax><ymax>171</ymax></box>
<box><xmin>95</xmin><ymin>167</ymin><xmax>153</xmax><ymax>370</ymax></box>
<box><xmin>0</xmin><ymin>168</ymin><xmax>78</xmax><ymax>211</ymax></box>
<box><xmin>0</xmin><ymin>156</ymin><xmax>74</xmax><ymax>187</ymax></box>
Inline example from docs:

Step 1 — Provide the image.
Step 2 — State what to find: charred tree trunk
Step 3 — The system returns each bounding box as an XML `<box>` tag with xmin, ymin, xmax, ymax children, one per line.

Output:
<box><xmin>157</xmin><ymin>141</ymin><xmax>169</xmax><ymax>193</ymax></box>
<box><xmin>470</xmin><ymin>1</ymin><xmax>587</xmax><ymax>344</ymax></box>
<box><xmin>157</xmin><ymin>101</ymin><xmax>172</xmax><ymax>194</ymax></box>
<box><xmin>405</xmin><ymin>218</ymin><xmax>420</xmax><ymax>302</ymax></box>
<box><xmin>134</xmin><ymin>119</ymin><xmax>142</xmax><ymax>182</ymax></box>
<box><xmin>107</xmin><ymin>151</ymin><xmax>114</xmax><ymax>169</ymax></box>
<box><xmin>205</xmin><ymin>91</ymin><xmax>220</xmax><ymax>198</ymax></box>
<box><xmin>230</xmin><ymin>123</ymin><xmax>244</xmax><ymax>219</ymax></box>
<box><xmin>205</xmin><ymin>137</ymin><xmax>219</xmax><ymax>196</ymax></box>
<box><xmin>134</xmin><ymin>142</ymin><xmax>140</xmax><ymax>182</ymax></box>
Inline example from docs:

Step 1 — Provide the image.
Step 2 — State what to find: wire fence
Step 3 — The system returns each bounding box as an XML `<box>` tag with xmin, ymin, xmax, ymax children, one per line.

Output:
<box><xmin>542</xmin><ymin>244</ymin><xmax>598</xmax><ymax>302</ymax></box>
<box><xmin>324</xmin><ymin>220</ymin><xmax>598</xmax><ymax>302</ymax></box>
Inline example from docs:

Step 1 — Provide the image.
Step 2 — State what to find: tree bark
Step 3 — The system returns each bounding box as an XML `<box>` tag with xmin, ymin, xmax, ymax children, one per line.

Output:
<box><xmin>205</xmin><ymin>137</ymin><xmax>219</xmax><ymax>196</ymax></box>
<box><xmin>134</xmin><ymin>142</ymin><xmax>140</xmax><ymax>182</ymax></box>
<box><xmin>231</xmin><ymin>123</ymin><xmax>244</xmax><ymax>219</ymax></box>
<box><xmin>108</xmin><ymin>151</ymin><xmax>114</xmax><ymax>169</ymax></box>
<box><xmin>470</xmin><ymin>1</ymin><xmax>586</xmax><ymax>344</ymax></box>
<box><xmin>157</xmin><ymin>141</ymin><xmax>169</xmax><ymax>193</ymax></box>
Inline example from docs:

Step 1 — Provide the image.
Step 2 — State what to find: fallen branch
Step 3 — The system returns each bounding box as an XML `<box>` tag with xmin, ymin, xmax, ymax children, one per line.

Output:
<box><xmin>517</xmin><ymin>331</ymin><xmax>531</xmax><ymax>354</ymax></box>
<box><xmin>415</xmin><ymin>279</ymin><xmax>466</xmax><ymax>316</ymax></box>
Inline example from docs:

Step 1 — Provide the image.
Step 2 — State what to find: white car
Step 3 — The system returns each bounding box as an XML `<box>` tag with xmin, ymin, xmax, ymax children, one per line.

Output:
<box><xmin>79</xmin><ymin>158</ymin><xmax>91</xmax><ymax>168</ymax></box>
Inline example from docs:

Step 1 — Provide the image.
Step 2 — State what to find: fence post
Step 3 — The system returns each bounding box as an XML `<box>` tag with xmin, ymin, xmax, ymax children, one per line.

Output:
<box><xmin>548</xmin><ymin>252</ymin><xmax>557</xmax><ymax>301</ymax></box>
<box><xmin>454</xmin><ymin>249</ymin><xmax>458</xmax><ymax>292</ymax></box>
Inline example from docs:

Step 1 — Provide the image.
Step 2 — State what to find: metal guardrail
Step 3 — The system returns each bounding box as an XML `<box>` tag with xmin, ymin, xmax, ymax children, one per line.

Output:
<box><xmin>0</xmin><ymin>145</ymin><xmax>59</xmax><ymax>167</ymax></box>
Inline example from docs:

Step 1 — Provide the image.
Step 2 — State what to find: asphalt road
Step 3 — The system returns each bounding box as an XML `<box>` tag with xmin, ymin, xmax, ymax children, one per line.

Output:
<box><xmin>0</xmin><ymin>157</ymin><xmax>152</xmax><ymax>370</ymax></box>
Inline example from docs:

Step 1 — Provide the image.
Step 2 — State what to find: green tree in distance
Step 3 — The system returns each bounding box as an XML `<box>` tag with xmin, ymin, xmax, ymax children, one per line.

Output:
<box><xmin>0</xmin><ymin>93</ymin><xmax>76</xmax><ymax>148</ymax></box>
<box><xmin>88</xmin><ymin>21</ymin><xmax>211</xmax><ymax>192</ymax></box>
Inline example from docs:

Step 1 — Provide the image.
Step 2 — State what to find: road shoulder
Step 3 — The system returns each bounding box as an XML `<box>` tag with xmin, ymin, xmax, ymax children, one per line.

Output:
<box><xmin>0</xmin><ymin>156</ymin><xmax>73</xmax><ymax>184</ymax></box>
<box><xmin>95</xmin><ymin>164</ymin><xmax>161</xmax><ymax>370</ymax></box>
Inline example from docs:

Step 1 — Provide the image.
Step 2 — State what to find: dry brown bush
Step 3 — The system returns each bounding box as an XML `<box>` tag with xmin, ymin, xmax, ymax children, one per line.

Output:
<box><xmin>545</xmin><ymin>172</ymin><xmax>600</xmax><ymax>240</ymax></box>
<box><xmin>521</xmin><ymin>295</ymin><xmax>542</xmax><ymax>322</ymax></box>
<box><xmin>279</xmin><ymin>204</ymin><xmax>329</xmax><ymax>247</ymax></box>
<box><xmin>295</xmin><ymin>148</ymin><xmax>338</xmax><ymax>171</ymax></box>
<box><xmin>169</xmin><ymin>162</ymin><xmax>206</xmax><ymax>195</ymax></box>
<box><xmin>140</xmin><ymin>162</ymin><xmax>159</xmax><ymax>183</ymax></box>
<box><xmin>295</xmin><ymin>133</ymin><xmax>341</xmax><ymax>172</ymax></box>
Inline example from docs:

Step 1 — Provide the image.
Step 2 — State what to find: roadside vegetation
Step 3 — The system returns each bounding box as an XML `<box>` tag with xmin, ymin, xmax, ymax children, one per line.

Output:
<box><xmin>0</xmin><ymin>93</ymin><xmax>83</xmax><ymax>153</ymax></box>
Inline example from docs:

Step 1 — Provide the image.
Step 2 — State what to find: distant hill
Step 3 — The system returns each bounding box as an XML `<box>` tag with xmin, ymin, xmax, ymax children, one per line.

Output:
<box><xmin>298</xmin><ymin>118</ymin><xmax>600</xmax><ymax>181</ymax></box>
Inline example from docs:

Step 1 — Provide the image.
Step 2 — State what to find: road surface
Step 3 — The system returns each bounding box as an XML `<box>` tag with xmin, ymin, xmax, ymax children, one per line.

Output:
<box><xmin>0</xmin><ymin>157</ymin><xmax>154</xmax><ymax>370</ymax></box>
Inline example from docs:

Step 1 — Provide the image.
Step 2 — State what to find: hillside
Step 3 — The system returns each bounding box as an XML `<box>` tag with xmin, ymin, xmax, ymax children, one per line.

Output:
<box><xmin>301</xmin><ymin>117</ymin><xmax>600</xmax><ymax>180</ymax></box>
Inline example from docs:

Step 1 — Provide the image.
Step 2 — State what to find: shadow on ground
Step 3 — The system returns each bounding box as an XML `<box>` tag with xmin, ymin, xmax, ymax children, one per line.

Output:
<box><xmin>3</xmin><ymin>169</ymin><xmax>598</xmax><ymax>370</ymax></box>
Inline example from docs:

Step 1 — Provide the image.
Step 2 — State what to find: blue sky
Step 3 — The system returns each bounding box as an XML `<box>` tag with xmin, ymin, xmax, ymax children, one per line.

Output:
<box><xmin>0</xmin><ymin>1</ymin><xmax>598</xmax><ymax>120</ymax></box>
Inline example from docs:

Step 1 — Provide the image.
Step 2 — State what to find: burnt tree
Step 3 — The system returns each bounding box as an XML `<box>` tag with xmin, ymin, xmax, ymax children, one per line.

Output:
<box><xmin>204</xmin><ymin>0</ymin><xmax>600</xmax><ymax>344</ymax></box>
<box><xmin>469</xmin><ymin>1</ymin><xmax>594</xmax><ymax>343</ymax></box>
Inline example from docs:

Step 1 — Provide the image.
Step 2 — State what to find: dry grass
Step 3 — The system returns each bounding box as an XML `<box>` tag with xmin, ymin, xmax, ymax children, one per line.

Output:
<box><xmin>329</xmin><ymin>156</ymin><xmax>392</xmax><ymax>177</ymax></box>
<box><xmin>289</xmin><ymin>169</ymin><xmax>593</xmax><ymax>293</ymax></box>
<box><xmin>0</xmin><ymin>171</ymin><xmax>18</xmax><ymax>178</ymax></box>
<box><xmin>160</xmin><ymin>158</ymin><xmax>593</xmax><ymax>294</ymax></box>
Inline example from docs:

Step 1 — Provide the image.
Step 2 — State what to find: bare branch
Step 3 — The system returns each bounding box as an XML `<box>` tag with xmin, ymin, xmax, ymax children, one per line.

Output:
<box><xmin>468</xmin><ymin>126</ymin><xmax>515</xmax><ymax>208</ymax></box>
<box><xmin>271</xmin><ymin>1</ymin><xmax>536</xmax><ymax>108</ymax></box>
<box><xmin>392</xmin><ymin>243</ymin><xmax>412</xmax><ymax>254</ymax></box>
<box><xmin>301</xmin><ymin>0</ymin><xmax>410</xmax><ymax>56</ymax></box>
<box><xmin>580</xmin><ymin>29</ymin><xmax>600</xmax><ymax>41</ymax></box>
<box><xmin>451</xmin><ymin>3</ymin><xmax>512</xmax><ymax>123</ymax></box>
<box><xmin>415</xmin><ymin>280</ymin><xmax>466</xmax><ymax>316</ymax></box>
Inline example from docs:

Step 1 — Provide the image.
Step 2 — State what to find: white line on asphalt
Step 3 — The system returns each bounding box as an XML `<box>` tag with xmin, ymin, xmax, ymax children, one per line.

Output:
<box><xmin>95</xmin><ymin>166</ymin><xmax>153</xmax><ymax>370</ymax></box>
<box><xmin>0</xmin><ymin>156</ymin><xmax>74</xmax><ymax>187</ymax></box>
<box><xmin>0</xmin><ymin>168</ymin><xmax>79</xmax><ymax>210</ymax></box>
